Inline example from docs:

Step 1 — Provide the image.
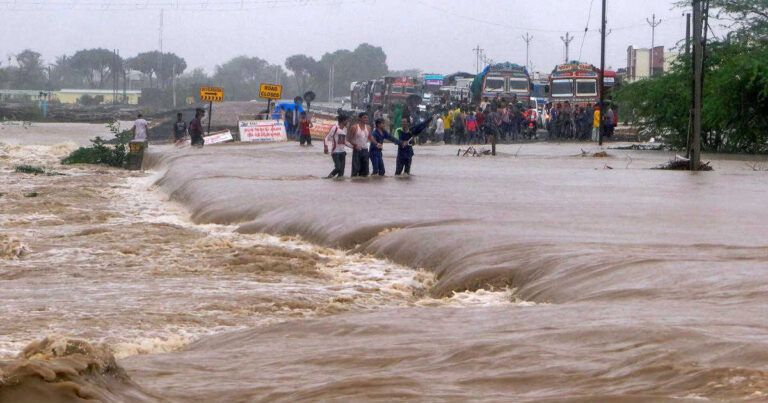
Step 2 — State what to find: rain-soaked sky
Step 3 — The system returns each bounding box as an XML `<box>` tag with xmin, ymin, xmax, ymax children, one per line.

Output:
<box><xmin>0</xmin><ymin>0</ymin><xmax>702</xmax><ymax>75</ymax></box>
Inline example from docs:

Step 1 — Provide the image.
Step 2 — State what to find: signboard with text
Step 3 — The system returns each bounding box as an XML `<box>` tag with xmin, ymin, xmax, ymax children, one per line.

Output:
<box><xmin>310</xmin><ymin>116</ymin><xmax>336</xmax><ymax>139</ymax></box>
<box><xmin>259</xmin><ymin>83</ymin><xmax>283</xmax><ymax>100</ymax></box>
<box><xmin>181</xmin><ymin>130</ymin><xmax>233</xmax><ymax>146</ymax></box>
<box><xmin>238</xmin><ymin>120</ymin><xmax>287</xmax><ymax>143</ymax></box>
<box><xmin>200</xmin><ymin>86</ymin><xmax>223</xmax><ymax>102</ymax></box>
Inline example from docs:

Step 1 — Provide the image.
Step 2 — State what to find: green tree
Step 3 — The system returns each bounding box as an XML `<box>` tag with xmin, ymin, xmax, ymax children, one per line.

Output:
<box><xmin>211</xmin><ymin>56</ymin><xmax>289</xmax><ymax>101</ymax></box>
<box><xmin>617</xmin><ymin>40</ymin><xmax>768</xmax><ymax>153</ymax></box>
<box><xmin>13</xmin><ymin>49</ymin><xmax>46</xmax><ymax>89</ymax></box>
<box><xmin>126</xmin><ymin>51</ymin><xmax>186</xmax><ymax>89</ymax></box>
<box><xmin>285</xmin><ymin>54</ymin><xmax>324</xmax><ymax>94</ymax></box>
<box><xmin>49</xmin><ymin>55</ymin><xmax>84</xmax><ymax>89</ymax></box>
<box><xmin>710</xmin><ymin>0</ymin><xmax>768</xmax><ymax>40</ymax></box>
<box><xmin>389</xmin><ymin>68</ymin><xmax>422</xmax><ymax>78</ymax></box>
<box><xmin>69</xmin><ymin>48</ymin><xmax>120</xmax><ymax>89</ymax></box>
<box><xmin>317</xmin><ymin>43</ymin><xmax>389</xmax><ymax>101</ymax></box>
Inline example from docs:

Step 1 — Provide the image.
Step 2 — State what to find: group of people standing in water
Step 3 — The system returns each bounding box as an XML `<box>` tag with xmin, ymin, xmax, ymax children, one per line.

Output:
<box><xmin>323</xmin><ymin>112</ymin><xmax>432</xmax><ymax>178</ymax></box>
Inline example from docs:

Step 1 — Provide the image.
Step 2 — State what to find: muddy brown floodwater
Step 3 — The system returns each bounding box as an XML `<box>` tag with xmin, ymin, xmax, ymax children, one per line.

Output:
<box><xmin>2</xmin><ymin>125</ymin><xmax>768</xmax><ymax>403</ymax></box>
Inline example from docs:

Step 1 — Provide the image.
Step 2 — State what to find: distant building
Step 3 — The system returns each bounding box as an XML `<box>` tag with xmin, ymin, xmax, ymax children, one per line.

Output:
<box><xmin>55</xmin><ymin>89</ymin><xmax>141</xmax><ymax>105</ymax></box>
<box><xmin>0</xmin><ymin>89</ymin><xmax>140</xmax><ymax>105</ymax></box>
<box><xmin>626</xmin><ymin>45</ymin><xmax>665</xmax><ymax>82</ymax></box>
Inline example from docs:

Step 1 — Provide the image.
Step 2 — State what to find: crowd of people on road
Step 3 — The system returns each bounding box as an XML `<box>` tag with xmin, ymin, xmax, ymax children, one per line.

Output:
<box><xmin>391</xmin><ymin>95</ymin><xmax>540</xmax><ymax>147</ymax></box>
<box><xmin>545</xmin><ymin>101</ymin><xmax>617</xmax><ymax>141</ymax></box>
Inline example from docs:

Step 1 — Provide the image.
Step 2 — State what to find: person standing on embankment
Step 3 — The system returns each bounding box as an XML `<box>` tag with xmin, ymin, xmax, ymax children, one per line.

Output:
<box><xmin>189</xmin><ymin>108</ymin><xmax>205</xmax><ymax>147</ymax></box>
<box><xmin>131</xmin><ymin>113</ymin><xmax>149</xmax><ymax>142</ymax></box>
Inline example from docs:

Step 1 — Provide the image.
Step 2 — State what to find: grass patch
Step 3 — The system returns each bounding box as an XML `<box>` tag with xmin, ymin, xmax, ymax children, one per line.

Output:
<box><xmin>14</xmin><ymin>165</ymin><xmax>45</xmax><ymax>175</ymax></box>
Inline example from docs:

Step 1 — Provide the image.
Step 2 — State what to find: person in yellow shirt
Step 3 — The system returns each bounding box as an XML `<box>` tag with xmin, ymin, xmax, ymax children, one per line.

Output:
<box><xmin>592</xmin><ymin>106</ymin><xmax>601</xmax><ymax>142</ymax></box>
<box><xmin>444</xmin><ymin>109</ymin><xmax>453</xmax><ymax>143</ymax></box>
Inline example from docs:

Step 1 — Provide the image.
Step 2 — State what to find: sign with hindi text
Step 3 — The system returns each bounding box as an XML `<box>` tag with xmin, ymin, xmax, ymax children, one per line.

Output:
<box><xmin>238</xmin><ymin>120</ymin><xmax>287</xmax><ymax>143</ymax></box>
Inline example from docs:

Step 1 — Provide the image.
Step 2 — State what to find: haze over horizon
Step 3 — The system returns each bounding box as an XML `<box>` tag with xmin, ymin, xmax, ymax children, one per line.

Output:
<box><xmin>1</xmin><ymin>0</ymin><xmax>706</xmax><ymax>76</ymax></box>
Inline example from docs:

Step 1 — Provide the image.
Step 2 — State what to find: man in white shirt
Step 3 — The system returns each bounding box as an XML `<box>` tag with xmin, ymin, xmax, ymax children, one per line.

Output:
<box><xmin>323</xmin><ymin>114</ymin><xmax>350</xmax><ymax>178</ymax></box>
<box><xmin>347</xmin><ymin>112</ymin><xmax>372</xmax><ymax>177</ymax></box>
<box><xmin>434</xmin><ymin>115</ymin><xmax>445</xmax><ymax>143</ymax></box>
<box><xmin>131</xmin><ymin>113</ymin><xmax>149</xmax><ymax>141</ymax></box>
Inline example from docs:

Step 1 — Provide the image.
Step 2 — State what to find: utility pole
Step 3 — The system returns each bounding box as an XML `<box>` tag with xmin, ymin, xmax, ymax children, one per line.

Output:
<box><xmin>159</xmin><ymin>8</ymin><xmax>164</xmax><ymax>89</ymax></box>
<box><xmin>472</xmin><ymin>45</ymin><xmax>483</xmax><ymax>73</ymax></box>
<box><xmin>560</xmin><ymin>32</ymin><xmax>574</xmax><ymax>63</ymax></box>
<box><xmin>646</xmin><ymin>13</ymin><xmax>662</xmax><ymax>77</ymax></box>
<box><xmin>598</xmin><ymin>0</ymin><xmax>607</xmax><ymax>146</ymax></box>
<box><xmin>685</xmin><ymin>13</ymin><xmax>692</xmax><ymax>55</ymax></box>
<box><xmin>522</xmin><ymin>33</ymin><xmax>533</xmax><ymax>71</ymax></box>
<box><xmin>328</xmin><ymin>64</ymin><xmax>334</xmax><ymax>101</ymax></box>
<box><xmin>172</xmin><ymin>63</ymin><xmax>177</xmax><ymax>108</ymax></box>
<box><xmin>690</xmin><ymin>0</ymin><xmax>704</xmax><ymax>170</ymax></box>
<box><xmin>113</xmin><ymin>49</ymin><xmax>118</xmax><ymax>105</ymax></box>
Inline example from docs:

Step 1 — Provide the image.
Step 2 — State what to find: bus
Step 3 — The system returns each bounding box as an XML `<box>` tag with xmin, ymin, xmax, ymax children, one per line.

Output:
<box><xmin>471</xmin><ymin>62</ymin><xmax>532</xmax><ymax>104</ymax></box>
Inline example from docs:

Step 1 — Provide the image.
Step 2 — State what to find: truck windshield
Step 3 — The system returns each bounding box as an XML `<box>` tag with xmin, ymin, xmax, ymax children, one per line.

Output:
<box><xmin>576</xmin><ymin>80</ymin><xmax>597</xmax><ymax>96</ymax></box>
<box><xmin>551</xmin><ymin>79</ymin><xmax>573</xmax><ymax>97</ymax></box>
<box><xmin>508</xmin><ymin>78</ymin><xmax>529</xmax><ymax>92</ymax></box>
<box><xmin>485</xmin><ymin>76</ymin><xmax>505</xmax><ymax>91</ymax></box>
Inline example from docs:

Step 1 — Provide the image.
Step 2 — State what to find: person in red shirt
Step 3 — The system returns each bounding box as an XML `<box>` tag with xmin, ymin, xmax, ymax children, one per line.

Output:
<box><xmin>476</xmin><ymin>107</ymin><xmax>486</xmax><ymax>131</ymax></box>
<box><xmin>299</xmin><ymin>112</ymin><xmax>313</xmax><ymax>146</ymax></box>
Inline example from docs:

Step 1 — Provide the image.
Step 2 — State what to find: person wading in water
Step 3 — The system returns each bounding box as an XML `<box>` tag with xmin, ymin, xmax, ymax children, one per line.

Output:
<box><xmin>369</xmin><ymin>118</ymin><xmax>402</xmax><ymax>176</ymax></box>
<box><xmin>323</xmin><ymin>114</ymin><xmax>350</xmax><ymax>178</ymax></box>
<box><xmin>347</xmin><ymin>112</ymin><xmax>371</xmax><ymax>177</ymax></box>
<box><xmin>395</xmin><ymin>116</ymin><xmax>432</xmax><ymax>176</ymax></box>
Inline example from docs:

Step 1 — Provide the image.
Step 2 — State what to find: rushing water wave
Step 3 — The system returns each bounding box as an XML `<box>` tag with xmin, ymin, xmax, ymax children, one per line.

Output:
<box><xmin>3</xmin><ymin>132</ymin><xmax>768</xmax><ymax>402</ymax></box>
<box><xmin>135</xmin><ymin>142</ymin><xmax>768</xmax><ymax>401</ymax></box>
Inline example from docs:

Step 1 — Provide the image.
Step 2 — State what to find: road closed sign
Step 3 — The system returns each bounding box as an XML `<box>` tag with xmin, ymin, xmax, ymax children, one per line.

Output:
<box><xmin>259</xmin><ymin>83</ymin><xmax>282</xmax><ymax>100</ymax></box>
<box><xmin>200</xmin><ymin>86</ymin><xmax>223</xmax><ymax>102</ymax></box>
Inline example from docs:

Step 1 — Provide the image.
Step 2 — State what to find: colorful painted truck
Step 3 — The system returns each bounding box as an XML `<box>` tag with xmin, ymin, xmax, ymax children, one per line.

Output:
<box><xmin>470</xmin><ymin>62</ymin><xmax>532</xmax><ymax>104</ymax></box>
<box><xmin>548</xmin><ymin>61</ymin><xmax>609</xmax><ymax>106</ymax></box>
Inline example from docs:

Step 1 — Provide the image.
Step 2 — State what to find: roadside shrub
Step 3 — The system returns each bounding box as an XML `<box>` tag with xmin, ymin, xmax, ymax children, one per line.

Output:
<box><xmin>62</xmin><ymin>120</ymin><xmax>130</xmax><ymax>167</ymax></box>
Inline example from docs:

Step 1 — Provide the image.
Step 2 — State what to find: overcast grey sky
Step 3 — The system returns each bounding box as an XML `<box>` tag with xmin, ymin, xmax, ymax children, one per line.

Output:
<box><xmin>0</xmin><ymin>0</ymin><xmax>700</xmax><ymax>75</ymax></box>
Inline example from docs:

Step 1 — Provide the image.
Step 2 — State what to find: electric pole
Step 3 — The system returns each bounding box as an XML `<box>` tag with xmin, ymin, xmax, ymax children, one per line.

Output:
<box><xmin>598</xmin><ymin>0</ymin><xmax>607</xmax><ymax>146</ymax></box>
<box><xmin>522</xmin><ymin>33</ymin><xmax>533</xmax><ymax>71</ymax></box>
<box><xmin>172</xmin><ymin>63</ymin><xmax>177</xmax><ymax>108</ymax></box>
<box><xmin>560</xmin><ymin>32</ymin><xmax>574</xmax><ymax>63</ymax></box>
<box><xmin>328</xmin><ymin>64</ymin><xmax>334</xmax><ymax>101</ymax></box>
<box><xmin>159</xmin><ymin>8</ymin><xmax>164</xmax><ymax>89</ymax></box>
<box><xmin>646</xmin><ymin>13</ymin><xmax>662</xmax><ymax>77</ymax></box>
<box><xmin>690</xmin><ymin>0</ymin><xmax>704</xmax><ymax>170</ymax></box>
<box><xmin>472</xmin><ymin>45</ymin><xmax>483</xmax><ymax>73</ymax></box>
<box><xmin>685</xmin><ymin>13</ymin><xmax>692</xmax><ymax>55</ymax></box>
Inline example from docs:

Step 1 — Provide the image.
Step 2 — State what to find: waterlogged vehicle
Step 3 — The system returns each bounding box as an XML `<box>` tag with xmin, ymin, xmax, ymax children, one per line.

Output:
<box><xmin>471</xmin><ymin>62</ymin><xmax>532</xmax><ymax>104</ymax></box>
<box><xmin>548</xmin><ymin>61</ymin><xmax>606</xmax><ymax>107</ymax></box>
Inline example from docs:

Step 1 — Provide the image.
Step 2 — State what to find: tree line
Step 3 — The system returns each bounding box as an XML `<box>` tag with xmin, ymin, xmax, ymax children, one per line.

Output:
<box><xmin>0</xmin><ymin>43</ymin><xmax>416</xmax><ymax>104</ymax></box>
<box><xmin>616</xmin><ymin>0</ymin><xmax>768</xmax><ymax>153</ymax></box>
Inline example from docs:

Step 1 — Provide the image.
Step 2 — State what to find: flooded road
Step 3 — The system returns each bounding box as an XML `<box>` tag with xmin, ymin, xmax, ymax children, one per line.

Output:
<box><xmin>2</xmin><ymin>126</ymin><xmax>768</xmax><ymax>402</ymax></box>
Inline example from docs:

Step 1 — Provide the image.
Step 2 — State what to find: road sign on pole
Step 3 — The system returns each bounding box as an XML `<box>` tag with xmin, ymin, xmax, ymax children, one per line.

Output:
<box><xmin>200</xmin><ymin>86</ymin><xmax>223</xmax><ymax>102</ymax></box>
<box><xmin>259</xmin><ymin>83</ymin><xmax>282</xmax><ymax>100</ymax></box>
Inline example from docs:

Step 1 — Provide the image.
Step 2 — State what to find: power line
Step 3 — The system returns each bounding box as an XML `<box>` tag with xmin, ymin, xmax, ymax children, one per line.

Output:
<box><xmin>578</xmin><ymin>0</ymin><xmax>596</xmax><ymax>61</ymax></box>
<box><xmin>0</xmin><ymin>0</ymin><xmax>371</xmax><ymax>11</ymax></box>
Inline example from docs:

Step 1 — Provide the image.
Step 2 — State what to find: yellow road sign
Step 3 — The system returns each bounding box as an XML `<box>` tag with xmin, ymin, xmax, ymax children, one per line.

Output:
<box><xmin>186</xmin><ymin>96</ymin><xmax>194</xmax><ymax>105</ymax></box>
<box><xmin>200</xmin><ymin>86</ymin><xmax>223</xmax><ymax>102</ymax></box>
<box><xmin>259</xmin><ymin>83</ymin><xmax>282</xmax><ymax>100</ymax></box>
